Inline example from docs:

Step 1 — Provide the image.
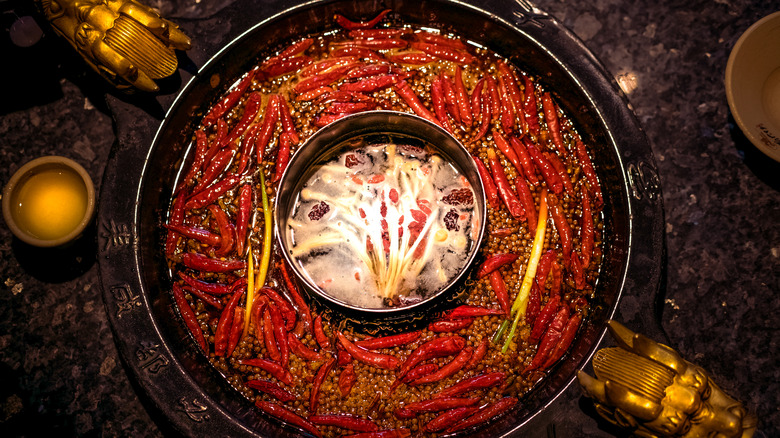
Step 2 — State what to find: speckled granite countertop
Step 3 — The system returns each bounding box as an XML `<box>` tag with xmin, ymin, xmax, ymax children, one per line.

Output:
<box><xmin>1</xmin><ymin>0</ymin><xmax>778</xmax><ymax>436</ymax></box>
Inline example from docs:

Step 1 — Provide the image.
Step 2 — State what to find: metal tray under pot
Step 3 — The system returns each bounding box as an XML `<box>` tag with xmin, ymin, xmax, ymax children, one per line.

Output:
<box><xmin>97</xmin><ymin>0</ymin><xmax>665</xmax><ymax>436</ymax></box>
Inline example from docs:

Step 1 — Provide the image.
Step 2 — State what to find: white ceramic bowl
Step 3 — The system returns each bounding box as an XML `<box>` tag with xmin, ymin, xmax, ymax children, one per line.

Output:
<box><xmin>726</xmin><ymin>11</ymin><xmax>780</xmax><ymax>162</ymax></box>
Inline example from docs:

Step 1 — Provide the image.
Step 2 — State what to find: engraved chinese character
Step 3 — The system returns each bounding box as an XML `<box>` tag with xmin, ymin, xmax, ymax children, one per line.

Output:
<box><xmin>177</xmin><ymin>397</ymin><xmax>210</xmax><ymax>422</ymax></box>
<box><xmin>101</xmin><ymin>220</ymin><xmax>133</xmax><ymax>251</ymax></box>
<box><xmin>136</xmin><ymin>341</ymin><xmax>169</xmax><ymax>374</ymax></box>
<box><xmin>111</xmin><ymin>284</ymin><xmax>141</xmax><ymax>319</ymax></box>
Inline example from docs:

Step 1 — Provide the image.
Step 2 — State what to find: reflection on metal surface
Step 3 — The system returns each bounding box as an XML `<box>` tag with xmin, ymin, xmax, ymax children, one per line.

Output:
<box><xmin>578</xmin><ymin>321</ymin><xmax>757</xmax><ymax>438</ymax></box>
<box><xmin>37</xmin><ymin>0</ymin><xmax>191</xmax><ymax>92</ymax></box>
<box><xmin>616</xmin><ymin>71</ymin><xmax>639</xmax><ymax>95</ymax></box>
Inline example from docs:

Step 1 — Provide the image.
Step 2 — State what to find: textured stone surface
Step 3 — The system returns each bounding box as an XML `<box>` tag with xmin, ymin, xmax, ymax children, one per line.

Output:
<box><xmin>1</xmin><ymin>0</ymin><xmax>778</xmax><ymax>436</ymax></box>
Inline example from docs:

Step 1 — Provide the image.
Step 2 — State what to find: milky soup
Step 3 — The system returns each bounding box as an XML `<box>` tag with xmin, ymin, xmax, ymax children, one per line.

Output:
<box><xmin>287</xmin><ymin>140</ymin><xmax>480</xmax><ymax>309</ymax></box>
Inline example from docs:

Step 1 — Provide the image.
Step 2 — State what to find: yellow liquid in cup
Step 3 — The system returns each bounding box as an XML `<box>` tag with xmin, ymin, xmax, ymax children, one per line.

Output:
<box><xmin>13</xmin><ymin>167</ymin><xmax>88</xmax><ymax>241</ymax></box>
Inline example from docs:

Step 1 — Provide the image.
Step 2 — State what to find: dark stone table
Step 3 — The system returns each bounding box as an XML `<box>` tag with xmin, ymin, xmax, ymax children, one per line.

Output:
<box><xmin>1</xmin><ymin>0</ymin><xmax>777</xmax><ymax>436</ymax></box>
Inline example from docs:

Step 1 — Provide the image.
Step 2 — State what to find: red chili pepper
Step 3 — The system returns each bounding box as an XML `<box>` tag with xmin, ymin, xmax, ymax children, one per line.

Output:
<box><xmin>471</xmin><ymin>85</ymin><xmax>491</xmax><ymax>143</ymax></box>
<box><xmin>490</xmin><ymin>227</ymin><xmax>516</xmax><ymax>238</ymax></box>
<box><xmin>239</xmin><ymin>358</ymin><xmax>294</xmax><ymax>385</ymax></box>
<box><xmin>497</xmin><ymin>74</ymin><xmax>516</xmax><ymax>133</ymax></box>
<box><xmin>331</xmin><ymin>38</ymin><xmax>407</xmax><ymax>50</ymax></box>
<box><xmin>485</xmin><ymin>75</ymin><xmax>500</xmax><ymax>119</ymax></box>
<box><xmin>214</xmin><ymin>286</ymin><xmax>244</xmax><ymax>356</ymax></box>
<box><xmin>262</xmin><ymin>307</ymin><xmax>280</xmax><ymax>361</ymax></box>
<box><xmin>514</xmin><ymin>167</ymin><xmax>538</xmax><ymax>232</ymax></box>
<box><xmin>256</xmin><ymin>95</ymin><xmax>280</xmax><ymax>164</ymax></box>
<box><xmin>415</xmin><ymin>32</ymin><xmax>467</xmax><ymax>50</ymax></box>
<box><xmin>440</xmin><ymin>73</ymin><xmax>460</xmax><ymax>123</ymax></box>
<box><xmin>575</xmin><ymin>139</ymin><xmax>604</xmax><ymax>210</ymax></box>
<box><xmin>402</xmin><ymin>396</ymin><xmax>481</xmax><ymax>416</ymax></box>
<box><xmin>178</xmin><ymin>272</ymin><xmax>232</xmax><ymax>295</ymax></box>
<box><xmin>180</xmin><ymin>253</ymin><xmax>245</xmax><ymax>273</ymax></box>
<box><xmin>428</xmin><ymin>317</ymin><xmax>474</xmax><ymax>333</ymax></box>
<box><xmin>410</xmin><ymin>41</ymin><xmax>475</xmax><ymax>64</ymax></box>
<box><xmin>446</xmin><ymin>305</ymin><xmax>505</xmax><ymax>319</ymax></box>
<box><xmin>529</xmin><ymin>293</ymin><xmax>560</xmax><ymax>344</ymax></box>
<box><xmin>176</xmin><ymin>130</ymin><xmax>209</xmax><ymax>193</ymax></box>
<box><xmin>524</xmin><ymin>139</ymin><xmax>563</xmax><ymax>195</ymax></box>
<box><xmin>476</xmin><ymin>253</ymin><xmax>519</xmax><ymax>279</ymax></box>
<box><xmin>472</xmin><ymin>155</ymin><xmax>499</xmax><ymax>210</ymax></box>
<box><xmin>408</xmin><ymin>347</ymin><xmax>473</xmax><ymax>386</ymax></box>
<box><xmin>165</xmin><ymin>194</ymin><xmax>187</xmax><ymax>256</ymax></box>
<box><xmin>342</xmin><ymin>430</ymin><xmax>411</xmax><ymax>438</ymax></box>
<box><xmin>227</xmin><ymin>306</ymin><xmax>244</xmax><ymax>357</ymax></box>
<box><xmin>432</xmin><ymin>372</ymin><xmax>506</xmax><ymax>399</ymax></box>
<box><xmin>340</xmin><ymin>74</ymin><xmax>398</xmax><ymax>93</ymax></box>
<box><xmin>393</xmin><ymin>80</ymin><xmax>441</xmax><ymax>127</ymax></box>
<box><xmin>277</xmin><ymin>38</ymin><xmax>314</xmax><ymax>60</ymax></box>
<box><xmin>172</xmin><ymin>283</ymin><xmax>207</xmax><ymax>354</ymax></box>
<box><xmin>345</xmin><ymin>63</ymin><xmax>391</xmax><ymax>79</ymax></box>
<box><xmin>236</xmin><ymin>124</ymin><xmax>259</xmax><ymax>175</ymax></box>
<box><xmin>207</xmin><ymin>204</ymin><xmax>235</xmax><ymax>257</ymax></box>
<box><xmin>355</xmin><ymin>331</ymin><xmax>421</xmax><ymax>350</ymax></box>
<box><xmin>487</xmin><ymin>149</ymin><xmax>525</xmax><ymax>221</ymax></box>
<box><xmin>445</xmin><ymin>396</ymin><xmax>518</xmax><ymax>433</ymax></box>
<box><xmin>335</xmin><ymin>9</ymin><xmax>391</xmax><ymax>30</ymax></box>
<box><xmin>464</xmin><ymin>338</ymin><xmax>488</xmax><ymax>371</ymax></box>
<box><xmin>277</xmin><ymin>96</ymin><xmax>299</xmax><ymax>145</ymax></box>
<box><xmin>255</xmin><ymin>400</ymin><xmax>322</xmax><ymax>438</ymax></box>
<box><xmin>498</xmin><ymin>61</ymin><xmax>527</xmax><ymax>134</ymax></box>
<box><xmin>429</xmin><ymin>77</ymin><xmax>452</xmax><ymax>133</ymax></box>
<box><xmin>272</xmin><ymin>132</ymin><xmax>292</xmax><ymax>184</ymax></box>
<box><xmin>259</xmin><ymin>287</ymin><xmax>296</xmax><ymax>331</ymax></box>
<box><xmin>218</xmin><ymin>92</ymin><xmax>262</xmax><ymax>149</ymax></box>
<box><xmin>525</xmin><ymin>282</ymin><xmax>541</xmax><ymax>326</ymax></box>
<box><xmin>330</xmin><ymin>46</ymin><xmax>384</xmax><ymax>62</ymax></box>
<box><xmin>551</xmin><ymin>260</ymin><xmax>563</xmax><ymax>296</ymax></box>
<box><xmin>508</xmin><ymin>135</ymin><xmax>539</xmax><ymax>186</ymax></box>
<box><xmin>164</xmin><ymin>224</ymin><xmax>221</xmax><ymax>247</ymax></box>
<box><xmin>324</xmin><ymin>101</ymin><xmax>375</xmax><ymax>114</ymax></box>
<box><xmin>262</xmin><ymin>55</ymin><xmax>312</xmax><ymax>77</ymax></box>
<box><xmin>547</xmin><ymin>193</ymin><xmax>573</xmax><ymax>261</ymax></box>
<box><xmin>350</xmin><ymin>28</ymin><xmax>409</xmax><ymax>38</ymax></box>
<box><xmin>542</xmin><ymin>312</ymin><xmax>581</xmax><ymax>369</ymax></box>
<box><xmin>310</xmin><ymin>356</ymin><xmax>336</xmax><ymax>413</ymax></box>
<box><xmin>525</xmin><ymin>307</ymin><xmax>569</xmax><ymax>373</ymax></box>
<box><xmin>310</xmin><ymin>414</ymin><xmax>378</xmax><ymax>432</ymax></box>
<box><xmin>268</xmin><ymin>302</ymin><xmax>289</xmax><ymax>367</ymax></box>
<box><xmin>337</xmin><ymin>347</ymin><xmax>353</xmax><ymax>366</ymax></box>
<box><xmin>313</xmin><ymin>314</ymin><xmax>331</xmax><ymax>350</ymax></box>
<box><xmin>523</xmin><ymin>76</ymin><xmax>540</xmax><ymax>136</ymax></box>
<box><xmin>201</xmin><ymin>70</ymin><xmax>256</xmax><ymax>128</ymax></box>
<box><xmin>542</xmin><ymin>92</ymin><xmax>567</xmax><ymax>157</ymax></box>
<box><xmin>384</xmin><ymin>51</ymin><xmax>435</xmax><ymax>65</ymax></box>
<box><xmin>184</xmin><ymin>173</ymin><xmax>241</xmax><ymax>210</ymax></box>
<box><xmin>295</xmin><ymin>63</ymin><xmax>359</xmax><ymax>94</ymax></box>
<box><xmin>287</xmin><ymin>332</ymin><xmax>322</xmax><ymax>361</ymax></box>
<box><xmin>533</xmin><ymin>249</ymin><xmax>554</xmax><ymax>289</ymax></box>
<box><xmin>181</xmin><ymin>285</ymin><xmax>223</xmax><ymax>309</ymax></box>
<box><xmin>569</xmin><ymin>252</ymin><xmax>586</xmax><ymax>290</ymax></box>
<box><xmin>251</xmin><ymin>295</ymin><xmax>269</xmax><ymax>344</ymax></box>
<box><xmin>580</xmin><ymin>186</ymin><xmax>594</xmax><ymax>267</ymax></box>
<box><xmin>337</xmin><ymin>332</ymin><xmax>399</xmax><ymax>370</ymax></box>
<box><xmin>234</xmin><ymin>184</ymin><xmax>252</xmax><ymax>256</ymax></box>
<box><xmin>454</xmin><ymin>65</ymin><xmax>472</xmax><ymax>127</ymax></box>
<box><xmin>401</xmin><ymin>363</ymin><xmax>438</xmax><ymax>384</ymax></box>
<box><xmin>492</xmin><ymin>129</ymin><xmax>525</xmax><ymax>178</ymax></box>
<box><xmin>423</xmin><ymin>406</ymin><xmax>480</xmax><ymax>433</ymax></box>
<box><xmin>397</xmin><ymin>336</ymin><xmax>465</xmax><ymax>380</ymax></box>
<box><xmin>297</xmin><ymin>86</ymin><xmax>334</xmax><ymax>102</ymax></box>
<box><xmin>245</xmin><ymin>378</ymin><xmax>295</xmax><ymax>402</ymax></box>
<box><xmin>470</xmin><ymin>77</ymin><xmax>485</xmax><ymax>121</ymax></box>
<box><xmin>339</xmin><ymin>363</ymin><xmax>356</xmax><ymax>396</ymax></box>
<box><xmin>489</xmin><ymin>270</ymin><xmax>511</xmax><ymax>317</ymax></box>
<box><xmin>193</xmin><ymin>144</ymin><xmax>236</xmax><ymax>197</ymax></box>
<box><xmin>280</xmin><ymin>261</ymin><xmax>313</xmax><ymax>333</ymax></box>
<box><xmin>545</xmin><ymin>152</ymin><xmax>574</xmax><ymax>196</ymax></box>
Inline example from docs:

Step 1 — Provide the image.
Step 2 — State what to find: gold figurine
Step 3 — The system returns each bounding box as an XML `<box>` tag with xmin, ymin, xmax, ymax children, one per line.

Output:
<box><xmin>37</xmin><ymin>0</ymin><xmax>191</xmax><ymax>92</ymax></box>
<box><xmin>578</xmin><ymin>320</ymin><xmax>757</xmax><ymax>438</ymax></box>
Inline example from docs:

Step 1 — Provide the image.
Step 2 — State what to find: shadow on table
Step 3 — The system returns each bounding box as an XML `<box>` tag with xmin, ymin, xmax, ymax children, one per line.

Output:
<box><xmin>729</xmin><ymin>113</ymin><xmax>780</xmax><ymax>192</ymax></box>
<box><xmin>11</xmin><ymin>219</ymin><xmax>97</xmax><ymax>283</ymax></box>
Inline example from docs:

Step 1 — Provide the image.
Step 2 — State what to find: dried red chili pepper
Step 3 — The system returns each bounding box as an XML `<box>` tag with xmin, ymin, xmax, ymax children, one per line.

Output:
<box><xmin>569</xmin><ymin>252</ymin><xmax>586</xmax><ymax>290</ymax></box>
<box><xmin>402</xmin><ymin>396</ymin><xmax>481</xmax><ymax>415</ymax></box>
<box><xmin>508</xmin><ymin>135</ymin><xmax>539</xmax><ymax>186</ymax></box>
<box><xmin>580</xmin><ymin>185</ymin><xmax>594</xmax><ymax>267</ymax></box>
<box><xmin>245</xmin><ymin>378</ymin><xmax>295</xmax><ymax>402</ymax></box>
<box><xmin>525</xmin><ymin>282</ymin><xmax>541</xmax><ymax>326</ymax></box>
<box><xmin>397</xmin><ymin>336</ymin><xmax>465</xmax><ymax>380</ymax></box>
<box><xmin>234</xmin><ymin>184</ymin><xmax>252</xmax><ymax>256</ymax></box>
<box><xmin>524</xmin><ymin>306</ymin><xmax>569</xmax><ymax>373</ymax></box>
<box><xmin>408</xmin><ymin>347</ymin><xmax>473</xmax><ymax>386</ymax></box>
<box><xmin>236</xmin><ymin>124</ymin><xmax>259</xmax><ymax>175</ymax></box>
<box><xmin>523</xmin><ymin>75</ymin><xmax>540</xmax><ymax>136</ymax></box>
<box><xmin>542</xmin><ymin>312</ymin><xmax>582</xmax><ymax>369</ymax></box>
<box><xmin>393</xmin><ymin>79</ymin><xmax>441</xmax><ymax>127</ymax></box>
<box><xmin>464</xmin><ymin>338</ymin><xmax>489</xmax><ymax>371</ymax></box>
<box><xmin>287</xmin><ymin>332</ymin><xmax>322</xmax><ymax>361</ymax></box>
<box><xmin>280</xmin><ymin>261</ymin><xmax>313</xmax><ymax>333</ymax></box>
<box><xmin>487</xmin><ymin>149</ymin><xmax>525</xmax><ymax>221</ymax></box>
<box><xmin>172</xmin><ymin>283</ymin><xmax>207</xmax><ymax>354</ymax></box>
<box><xmin>428</xmin><ymin>317</ymin><xmax>474</xmax><ymax>333</ymax></box>
<box><xmin>255</xmin><ymin>400</ymin><xmax>322</xmax><ymax>437</ymax></box>
<box><xmin>340</xmin><ymin>74</ymin><xmax>398</xmax><ymax>93</ymax></box>
<box><xmin>354</xmin><ymin>331</ymin><xmax>421</xmax><ymax>350</ymax></box>
<box><xmin>489</xmin><ymin>270</ymin><xmax>511</xmax><ymax>317</ymax></box>
<box><xmin>180</xmin><ymin>253</ymin><xmax>245</xmax><ymax>273</ymax></box>
<box><xmin>214</xmin><ymin>286</ymin><xmax>244</xmax><ymax>356</ymax></box>
<box><xmin>259</xmin><ymin>287</ymin><xmax>296</xmax><ymax>330</ymax></box>
<box><xmin>339</xmin><ymin>363</ymin><xmax>356</xmax><ymax>396</ymax></box>
<box><xmin>255</xmin><ymin>95</ymin><xmax>280</xmax><ymax>163</ymax></box>
<box><xmin>440</xmin><ymin>73</ymin><xmax>461</xmax><ymax>123</ymax></box>
<box><xmin>218</xmin><ymin>92</ymin><xmax>262</xmax><ymax>149</ymax></box>
<box><xmin>263</xmin><ymin>307</ymin><xmax>280</xmax><ymax>362</ymax></box>
<box><xmin>446</xmin><ymin>305</ymin><xmax>505</xmax><ymax>319</ymax></box>
<box><xmin>176</xmin><ymin>130</ymin><xmax>208</xmax><ymax>193</ymax></box>
<box><xmin>310</xmin><ymin>414</ymin><xmax>378</xmax><ymax>432</ymax></box>
<box><xmin>251</xmin><ymin>295</ymin><xmax>269</xmax><ymax>344</ymax></box>
<box><xmin>277</xmin><ymin>96</ymin><xmax>299</xmax><ymax>145</ymax></box>
<box><xmin>239</xmin><ymin>358</ymin><xmax>294</xmax><ymax>385</ymax></box>
<box><xmin>201</xmin><ymin>70</ymin><xmax>256</xmax><ymax>128</ymax></box>
<box><xmin>534</xmin><ymin>249</ymin><xmax>555</xmax><ymax>289</ymax></box>
<box><xmin>313</xmin><ymin>314</ymin><xmax>331</xmax><ymax>350</ymax></box>
<box><xmin>470</xmin><ymin>77</ymin><xmax>485</xmax><ymax>121</ymax></box>
<box><xmin>423</xmin><ymin>406</ymin><xmax>480</xmax><ymax>432</ymax></box>
<box><xmin>335</xmin><ymin>9</ymin><xmax>391</xmax><ymax>30</ymax></box>
<box><xmin>432</xmin><ymin>372</ymin><xmax>506</xmax><ymax>399</ymax></box>
<box><xmin>227</xmin><ymin>306</ymin><xmax>244</xmax><ymax>357</ymax></box>
<box><xmin>524</xmin><ymin>139</ymin><xmax>563</xmax><ymax>195</ymax></box>
<box><xmin>207</xmin><ymin>204</ymin><xmax>235</xmax><ymax>257</ymax></box>
<box><xmin>472</xmin><ymin>155</ymin><xmax>499</xmax><ymax>210</ymax></box>
<box><xmin>453</xmin><ymin>65</ymin><xmax>472</xmax><ymax>127</ymax></box>
<box><xmin>177</xmin><ymin>272</ymin><xmax>231</xmax><ymax>295</ymax></box>
<box><xmin>545</xmin><ymin>152</ymin><xmax>575</xmax><ymax>196</ymax></box>
<box><xmin>445</xmin><ymin>396</ymin><xmax>518</xmax><ymax>433</ymax></box>
<box><xmin>268</xmin><ymin>302</ymin><xmax>289</xmax><ymax>367</ymax></box>
<box><xmin>547</xmin><ymin>193</ymin><xmax>573</xmax><ymax>261</ymax></box>
<box><xmin>181</xmin><ymin>285</ymin><xmax>223</xmax><ymax>309</ymax></box>
<box><xmin>476</xmin><ymin>253</ymin><xmax>519</xmax><ymax>279</ymax></box>
<box><xmin>430</xmin><ymin>77</ymin><xmax>452</xmax><ymax>133</ymax></box>
<box><xmin>493</xmin><ymin>130</ymin><xmax>525</xmax><ymax>178</ymax></box>
<box><xmin>184</xmin><ymin>173</ymin><xmax>241</xmax><ymax>210</ymax></box>
<box><xmin>410</xmin><ymin>41</ymin><xmax>475</xmax><ymax>64</ymax></box>
<box><xmin>164</xmin><ymin>224</ymin><xmax>221</xmax><ymax>247</ymax></box>
<box><xmin>542</xmin><ymin>92</ymin><xmax>567</xmax><ymax>157</ymax></box>
<box><xmin>330</xmin><ymin>46</ymin><xmax>384</xmax><ymax>62</ymax></box>
<box><xmin>262</xmin><ymin>55</ymin><xmax>312</xmax><ymax>77</ymax></box>
<box><xmin>401</xmin><ymin>363</ymin><xmax>438</xmax><ymax>384</ymax></box>
<box><xmin>529</xmin><ymin>293</ymin><xmax>560</xmax><ymax>344</ymax></box>
<box><xmin>310</xmin><ymin>356</ymin><xmax>336</xmax><ymax>413</ymax></box>
<box><xmin>337</xmin><ymin>332</ymin><xmax>400</xmax><ymax>370</ymax></box>
<box><xmin>575</xmin><ymin>139</ymin><xmax>604</xmax><ymax>210</ymax></box>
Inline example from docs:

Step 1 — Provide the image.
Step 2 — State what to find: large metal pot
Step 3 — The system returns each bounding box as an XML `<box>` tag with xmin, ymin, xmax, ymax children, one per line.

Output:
<box><xmin>97</xmin><ymin>0</ymin><xmax>665</xmax><ymax>436</ymax></box>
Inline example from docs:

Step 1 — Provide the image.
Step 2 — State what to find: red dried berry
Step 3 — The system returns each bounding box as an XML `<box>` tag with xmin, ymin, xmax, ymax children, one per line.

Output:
<box><xmin>345</xmin><ymin>154</ymin><xmax>362</xmax><ymax>168</ymax></box>
<box><xmin>444</xmin><ymin>209</ymin><xmax>460</xmax><ymax>231</ymax></box>
<box><xmin>389</xmin><ymin>188</ymin><xmax>399</xmax><ymax>203</ymax></box>
<box><xmin>308</xmin><ymin>201</ymin><xmax>330</xmax><ymax>220</ymax></box>
<box><xmin>442</xmin><ymin>188</ymin><xmax>474</xmax><ymax>206</ymax></box>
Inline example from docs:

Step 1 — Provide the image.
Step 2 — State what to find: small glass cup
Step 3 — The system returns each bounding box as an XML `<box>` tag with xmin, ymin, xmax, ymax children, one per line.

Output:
<box><xmin>3</xmin><ymin>156</ymin><xmax>95</xmax><ymax>247</ymax></box>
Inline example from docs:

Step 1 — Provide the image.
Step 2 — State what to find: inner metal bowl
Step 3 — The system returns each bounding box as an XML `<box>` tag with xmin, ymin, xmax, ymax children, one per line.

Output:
<box><xmin>274</xmin><ymin>111</ymin><xmax>487</xmax><ymax>319</ymax></box>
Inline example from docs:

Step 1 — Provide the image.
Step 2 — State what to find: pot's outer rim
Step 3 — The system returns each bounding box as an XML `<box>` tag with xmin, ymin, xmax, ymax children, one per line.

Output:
<box><xmin>97</xmin><ymin>0</ymin><xmax>666</xmax><ymax>437</ymax></box>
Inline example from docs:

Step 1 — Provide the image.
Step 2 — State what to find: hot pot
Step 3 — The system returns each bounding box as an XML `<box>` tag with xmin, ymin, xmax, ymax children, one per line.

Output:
<box><xmin>97</xmin><ymin>0</ymin><xmax>665</xmax><ymax>436</ymax></box>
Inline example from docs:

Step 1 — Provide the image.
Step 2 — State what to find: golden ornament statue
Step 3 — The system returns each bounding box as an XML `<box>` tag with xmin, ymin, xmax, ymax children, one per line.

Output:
<box><xmin>37</xmin><ymin>0</ymin><xmax>191</xmax><ymax>92</ymax></box>
<box><xmin>578</xmin><ymin>320</ymin><xmax>757</xmax><ymax>438</ymax></box>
